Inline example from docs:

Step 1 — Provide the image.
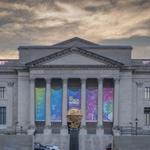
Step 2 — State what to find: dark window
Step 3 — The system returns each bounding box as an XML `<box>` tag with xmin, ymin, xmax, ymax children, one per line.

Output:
<box><xmin>144</xmin><ymin>107</ymin><xmax>150</xmax><ymax>126</ymax></box>
<box><xmin>0</xmin><ymin>87</ymin><xmax>5</xmax><ymax>99</ymax></box>
<box><xmin>144</xmin><ymin>87</ymin><xmax>150</xmax><ymax>100</ymax></box>
<box><xmin>0</xmin><ymin>107</ymin><xmax>6</xmax><ymax>125</ymax></box>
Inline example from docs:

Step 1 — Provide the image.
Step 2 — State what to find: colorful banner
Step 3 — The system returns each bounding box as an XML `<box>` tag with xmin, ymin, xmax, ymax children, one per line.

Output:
<box><xmin>86</xmin><ymin>88</ymin><xmax>98</xmax><ymax>121</ymax></box>
<box><xmin>68</xmin><ymin>88</ymin><xmax>81</xmax><ymax>109</ymax></box>
<box><xmin>51</xmin><ymin>88</ymin><xmax>62</xmax><ymax>121</ymax></box>
<box><xmin>35</xmin><ymin>88</ymin><xmax>46</xmax><ymax>121</ymax></box>
<box><xmin>103</xmin><ymin>88</ymin><xmax>113</xmax><ymax>122</ymax></box>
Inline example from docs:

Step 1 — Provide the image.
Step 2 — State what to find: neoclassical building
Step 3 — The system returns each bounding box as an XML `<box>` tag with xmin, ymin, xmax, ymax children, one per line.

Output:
<box><xmin>0</xmin><ymin>37</ymin><xmax>150</xmax><ymax>137</ymax></box>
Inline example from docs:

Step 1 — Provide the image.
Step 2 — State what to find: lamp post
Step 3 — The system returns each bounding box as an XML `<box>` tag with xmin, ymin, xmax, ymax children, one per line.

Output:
<box><xmin>135</xmin><ymin>118</ymin><xmax>138</xmax><ymax>136</ymax></box>
<box><xmin>67</xmin><ymin>109</ymin><xmax>82</xmax><ymax>150</ymax></box>
<box><xmin>15</xmin><ymin>122</ymin><xmax>18</xmax><ymax>135</ymax></box>
<box><xmin>129</xmin><ymin>122</ymin><xmax>133</xmax><ymax>135</ymax></box>
<box><xmin>20</xmin><ymin>126</ymin><xmax>23</xmax><ymax>134</ymax></box>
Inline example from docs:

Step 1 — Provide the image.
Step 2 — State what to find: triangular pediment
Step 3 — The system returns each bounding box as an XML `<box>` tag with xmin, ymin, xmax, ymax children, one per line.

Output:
<box><xmin>26</xmin><ymin>47</ymin><xmax>123</xmax><ymax>67</ymax></box>
<box><xmin>43</xmin><ymin>53</ymin><xmax>105</xmax><ymax>65</ymax></box>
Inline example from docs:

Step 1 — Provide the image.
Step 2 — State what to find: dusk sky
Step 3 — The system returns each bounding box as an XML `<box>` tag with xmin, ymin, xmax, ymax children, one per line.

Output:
<box><xmin>0</xmin><ymin>0</ymin><xmax>150</xmax><ymax>59</ymax></box>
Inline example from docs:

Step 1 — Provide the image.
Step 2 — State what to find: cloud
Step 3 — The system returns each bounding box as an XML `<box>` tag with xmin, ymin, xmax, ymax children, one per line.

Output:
<box><xmin>101</xmin><ymin>36</ymin><xmax>150</xmax><ymax>58</ymax></box>
<box><xmin>0</xmin><ymin>0</ymin><xmax>150</xmax><ymax>59</ymax></box>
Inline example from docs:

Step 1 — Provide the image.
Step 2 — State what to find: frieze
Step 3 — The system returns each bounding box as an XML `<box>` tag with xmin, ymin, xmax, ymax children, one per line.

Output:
<box><xmin>29</xmin><ymin>69</ymin><xmax>120</xmax><ymax>79</ymax></box>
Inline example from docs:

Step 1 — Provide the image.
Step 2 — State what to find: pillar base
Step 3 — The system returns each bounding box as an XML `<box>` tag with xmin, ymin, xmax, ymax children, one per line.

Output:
<box><xmin>61</xmin><ymin>126</ymin><xmax>68</xmax><ymax>135</ymax></box>
<box><xmin>113</xmin><ymin>128</ymin><xmax>120</xmax><ymax>136</ymax></box>
<box><xmin>44</xmin><ymin>125</ymin><xmax>52</xmax><ymax>135</ymax></box>
<box><xmin>96</xmin><ymin>126</ymin><xmax>104</xmax><ymax>136</ymax></box>
<box><xmin>27</xmin><ymin>125</ymin><xmax>35</xmax><ymax>135</ymax></box>
<box><xmin>80</xmin><ymin>126</ymin><xmax>87</xmax><ymax>135</ymax></box>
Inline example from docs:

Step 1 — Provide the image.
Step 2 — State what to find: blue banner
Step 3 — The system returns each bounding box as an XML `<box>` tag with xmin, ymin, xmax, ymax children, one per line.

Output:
<box><xmin>51</xmin><ymin>88</ymin><xmax>62</xmax><ymax>121</ymax></box>
<box><xmin>68</xmin><ymin>88</ymin><xmax>81</xmax><ymax>110</ymax></box>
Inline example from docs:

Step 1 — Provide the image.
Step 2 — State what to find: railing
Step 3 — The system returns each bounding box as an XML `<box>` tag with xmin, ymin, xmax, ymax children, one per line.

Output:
<box><xmin>120</xmin><ymin>126</ymin><xmax>150</xmax><ymax>135</ymax></box>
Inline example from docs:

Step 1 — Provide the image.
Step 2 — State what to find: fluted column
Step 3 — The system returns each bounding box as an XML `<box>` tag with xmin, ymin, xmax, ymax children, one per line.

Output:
<box><xmin>80</xmin><ymin>78</ymin><xmax>87</xmax><ymax>135</ymax></box>
<box><xmin>114</xmin><ymin>78</ymin><xmax>120</xmax><ymax>127</ymax></box>
<box><xmin>30</xmin><ymin>78</ymin><xmax>35</xmax><ymax>127</ymax></box>
<box><xmin>81</xmin><ymin>78</ymin><xmax>86</xmax><ymax>126</ymax></box>
<box><xmin>96</xmin><ymin>78</ymin><xmax>104</xmax><ymax>135</ymax></box>
<box><xmin>45</xmin><ymin>78</ymin><xmax>51</xmax><ymax>126</ymax></box>
<box><xmin>62</xmin><ymin>78</ymin><xmax>68</xmax><ymax>125</ymax></box>
<box><xmin>136</xmin><ymin>82</ymin><xmax>143</xmax><ymax>127</ymax></box>
<box><xmin>61</xmin><ymin>78</ymin><xmax>68</xmax><ymax>134</ymax></box>
<box><xmin>97</xmin><ymin>78</ymin><xmax>103</xmax><ymax>126</ymax></box>
<box><xmin>44</xmin><ymin>78</ymin><xmax>52</xmax><ymax>135</ymax></box>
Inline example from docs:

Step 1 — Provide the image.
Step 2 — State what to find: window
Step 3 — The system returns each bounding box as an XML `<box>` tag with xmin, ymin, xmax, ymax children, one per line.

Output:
<box><xmin>0</xmin><ymin>87</ymin><xmax>5</xmax><ymax>99</ymax></box>
<box><xmin>144</xmin><ymin>87</ymin><xmax>150</xmax><ymax>100</ymax></box>
<box><xmin>144</xmin><ymin>107</ymin><xmax>150</xmax><ymax>126</ymax></box>
<box><xmin>0</xmin><ymin>107</ymin><xmax>6</xmax><ymax>125</ymax></box>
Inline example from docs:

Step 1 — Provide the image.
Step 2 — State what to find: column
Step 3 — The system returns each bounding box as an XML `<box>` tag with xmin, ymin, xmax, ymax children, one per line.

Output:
<box><xmin>28</xmin><ymin>78</ymin><xmax>35</xmax><ymax>135</ymax></box>
<box><xmin>61</xmin><ymin>78</ymin><xmax>68</xmax><ymax>134</ymax></box>
<box><xmin>114</xmin><ymin>78</ymin><xmax>120</xmax><ymax>127</ymax></box>
<box><xmin>136</xmin><ymin>82</ymin><xmax>143</xmax><ymax>127</ymax></box>
<box><xmin>81</xmin><ymin>78</ymin><xmax>86</xmax><ymax>126</ymax></box>
<box><xmin>97</xmin><ymin>78</ymin><xmax>103</xmax><ymax>126</ymax></box>
<box><xmin>44</xmin><ymin>78</ymin><xmax>52</xmax><ymax>134</ymax></box>
<box><xmin>97</xmin><ymin>78</ymin><xmax>104</xmax><ymax>135</ymax></box>
<box><xmin>80</xmin><ymin>78</ymin><xmax>86</xmax><ymax>135</ymax></box>
<box><xmin>45</xmin><ymin>78</ymin><xmax>51</xmax><ymax>126</ymax></box>
<box><xmin>30</xmin><ymin>78</ymin><xmax>35</xmax><ymax>127</ymax></box>
<box><xmin>7</xmin><ymin>82</ymin><xmax>14</xmax><ymax>129</ymax></box>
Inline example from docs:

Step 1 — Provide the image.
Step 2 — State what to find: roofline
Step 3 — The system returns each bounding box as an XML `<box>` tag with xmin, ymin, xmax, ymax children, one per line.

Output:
<box><xmin>0</xmin><ymin>59</ymin><xmax>19</xmax><ymax>61</ymax></box>
<box><xmin>18</xmin><ymin>45</ymin><xmax>132</xmax><ymax>50</ymax></box>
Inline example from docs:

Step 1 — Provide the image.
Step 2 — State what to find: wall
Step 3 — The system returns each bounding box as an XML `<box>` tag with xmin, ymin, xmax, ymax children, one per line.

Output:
<box><xmin>35</xmin><ymin>134</ymin><xmax>112</xmax><ymax>150</ymax></box>
<box><xmin>0</xmin><ymin>135</ymin><xmax>33</xmax><ymax>150</ymax></box>
<box><xmin>119</xmin><ymin>71</ymin><xmax>132</xmax><ymax>126</ymax></box>
<box><xmin>18</xmin><ymin>71</ymin><xmax>30</xmax><ymax>129</ymax></box>
<box><xmin>133</xmin><ymin>74</ymin><xmax>150</xmax><ymax>127</ymax></box>
<box><xmin>113</xmin><ymin>136</ymin><xmax>150</xmax><ymax>150</ymax></box>
<box><xmin>0</xmin><ymin>74</ymin><xmax>17</xmax><ymax>129</ymax></box>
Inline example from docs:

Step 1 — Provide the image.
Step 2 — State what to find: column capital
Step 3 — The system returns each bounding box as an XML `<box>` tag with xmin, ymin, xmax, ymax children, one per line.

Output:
<box><xmin>45</xmin><ymin>78</ymin><xmax>51</xmax><ymax>83</ymax></box>
<box><xmin>62</xmin><ymin>78</ymin><xmax>68</xmax><ymax>82</ymax></box>
<box><xmin>114</xmin><ymin>78</ymin><xmax>120</xmax><ymax>83</ymax></box>
<box><xmin>136</xmin><ymin>82</ymin><xmax>143</xmax><ymax>88</ymax></box>
<box><xmin>98</xmin><ymin>78</ymin><xmax>103</xmax><ymax>82</ymax></box>
<box><xmin>7</xmin><ymin>82</ymin><xmax>14</xmax><ymax>87</ymax></box>
<box><xmin>81</xmin><ymin>78</ymin><xmax>86</xmax><ymax>82</ymax></box>
<box><xmin>29</xmin><ymin>78</ymin><xmax>35</xmax><ymax>82</ymax></box>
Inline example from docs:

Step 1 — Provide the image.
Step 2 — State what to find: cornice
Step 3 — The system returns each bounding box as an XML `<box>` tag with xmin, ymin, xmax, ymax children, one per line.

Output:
<box><xmin>18</xmin><ymin>45</ymin><xmax>132</xmax><ymax>50</ymax></box>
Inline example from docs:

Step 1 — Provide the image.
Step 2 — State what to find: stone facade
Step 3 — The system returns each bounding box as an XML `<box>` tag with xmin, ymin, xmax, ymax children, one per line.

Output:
<box><xmin>0</xmin><ymin>37</ymin><xmax>150</xmax><ymax>139</ymax></box>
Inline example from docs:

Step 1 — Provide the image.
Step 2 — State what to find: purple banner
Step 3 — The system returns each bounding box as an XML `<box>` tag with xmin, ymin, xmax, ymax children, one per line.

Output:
<box><xmin>103</xmin><ymin>88</ymin><xmax>113</xmax><ymax>122</ymax></box>
<box><xmin>86</xmin><ymin>88</ymin><xmax>98</xmax><ymax>121</ymax></box>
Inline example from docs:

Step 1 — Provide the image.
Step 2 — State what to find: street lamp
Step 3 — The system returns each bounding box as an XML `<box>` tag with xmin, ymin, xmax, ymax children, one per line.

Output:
<box><xmin>20</xmin><ymin>126</ymin><xmax>23</xmax><ymax>134</ymax></box>
<box><xmin>15</xmin><ymin>122</ymin><xmax>18</xmax><ymax>134</ymax></box>
<box><xmin>135</xmin><ymin>118</ymin><xmax>138</xmax><ymax>136</ymax></box>
<box><xmin>129</xmin><ymin>122</ymin><xmax>133</xmax><ymax>135</ymax></box>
